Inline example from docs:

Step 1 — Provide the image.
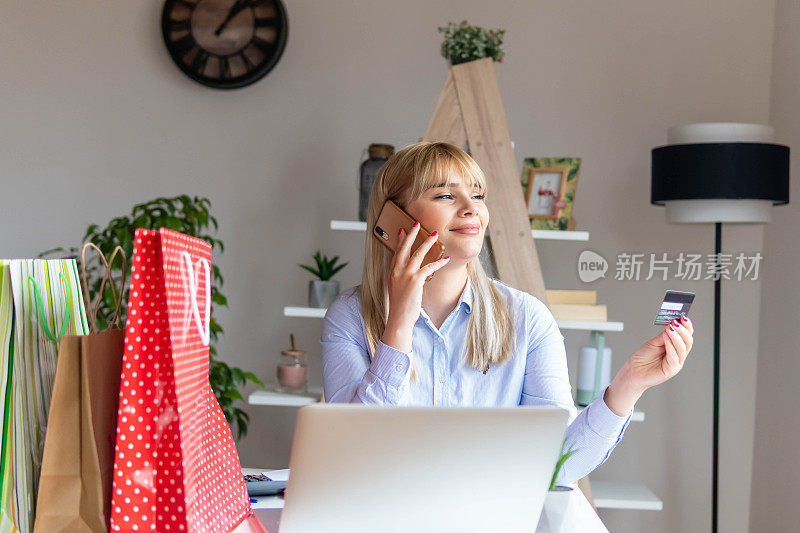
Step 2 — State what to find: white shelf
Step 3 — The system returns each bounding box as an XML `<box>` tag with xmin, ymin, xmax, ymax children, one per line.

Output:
<box><xmin>531</xmin><ymin>229</ymin><xmax>590</xmax><ymax>241</ymax></box>
<box><xmin>330</xmin><ymin>220</ymin><xmax>589</xmax><ymax>241</ymax></box>
<box><xmin>577</xmin><ymin>405</ymin><xmax>645</xmax><ymax>422</ymax></box>
<box><xmin>248</xmin><ymin>387</ymin><xmax>324</xmax><ymax>407</ymax></box>
<box><xmin>330</xmin><ymin>220</ymin><xmax>368</xmax><ymax>231</ymax></box>
<box><xmin>284</xmin><ymin>306</ymin><xmax>623</xmax><ymax>332</ymax></box>
<box><xmin>556</xmin><ymin>320</ymin><xmax>624</xmax><ymax>332</ymax></box>
<box><xmin>590</xmin><ymin>480</ymin><xmax>663</xmax><ymax>511</ymax></box>
<box><xmin>284</xmin><ymin>306</ymin><xmax>327</xmax><ymax>318</ymax></box>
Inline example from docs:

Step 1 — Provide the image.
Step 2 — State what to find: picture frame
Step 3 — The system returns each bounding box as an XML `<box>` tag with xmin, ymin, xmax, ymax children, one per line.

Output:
<box><xmin>520</xmin><ymin>157</ymin><xmax>581</xmax><ymax>231</ymax></box>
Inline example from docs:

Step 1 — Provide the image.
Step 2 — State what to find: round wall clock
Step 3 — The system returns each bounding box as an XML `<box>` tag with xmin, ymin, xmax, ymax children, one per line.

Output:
<box><xmin>161</xmin><ymin>0</ymin><xmax>288</xmax><ymax>89</ymax></box>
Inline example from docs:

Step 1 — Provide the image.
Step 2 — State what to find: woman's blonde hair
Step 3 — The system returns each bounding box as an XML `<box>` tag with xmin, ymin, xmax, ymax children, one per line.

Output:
<box><xmin>359</xmin><ymin>141</ymin><xmax>515</xmax><ymax>374</ymax></box>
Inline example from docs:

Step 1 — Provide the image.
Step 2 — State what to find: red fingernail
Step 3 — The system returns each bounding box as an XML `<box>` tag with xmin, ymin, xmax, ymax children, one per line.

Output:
<box><xmin>444</xmin><ymin>256</ymin><xmax>450</xmax><ymax>260</ymax></box>
<box><xmin>672</xmin><ymin>319</ymin><xmax>680</xmax><ymax>327</ymax></box>
<box><xmin>681</xmin><ymin>315</ymin><xmax>688</xmax><ymax>322</ymax></box>
<box><xmin>398</xmin><ymin>228</ymin><xmax>403</xmax><ymax>235</ymax></box>
<box><xmin>413</xmin><ymin>221</ymin><xmax>419</xmax><ymax>228</ymax></box>
<box><xmin>431</xmin><ymin>231</ymin><xmax>438</xmax><ymax>237</ymax></box>
<box><xmin>669</xmin><ymin>325</ymin><xmax>674</xmax><ymax>331</ymax></box>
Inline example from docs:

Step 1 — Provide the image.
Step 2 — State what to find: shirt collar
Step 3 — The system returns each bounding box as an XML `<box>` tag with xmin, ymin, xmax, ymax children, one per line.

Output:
<box><xmin>416</xmin><ymin>280</ymin><xmax>473</xmax><ymax>324</ymax></box>
<box><xmin>458</xmin><ymin>281</ymin><xmax>473</xmax><ymax>314</ymax></box>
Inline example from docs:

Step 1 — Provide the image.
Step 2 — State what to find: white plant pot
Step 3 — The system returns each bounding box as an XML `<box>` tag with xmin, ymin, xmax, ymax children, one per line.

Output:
<box><xmin>536</xmin><ymin>485</ymin><xmax>576</xmax><ymax>533</ymax></box>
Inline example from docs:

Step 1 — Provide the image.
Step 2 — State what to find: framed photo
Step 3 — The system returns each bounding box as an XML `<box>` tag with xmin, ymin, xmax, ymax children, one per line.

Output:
<box><xmin>520</xmin><ymin>157</ymin><xmax>581</xmax><ymax>231</ymax></box>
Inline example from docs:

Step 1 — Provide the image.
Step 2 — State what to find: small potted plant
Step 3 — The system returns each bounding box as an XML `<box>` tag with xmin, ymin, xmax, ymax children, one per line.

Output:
<box><xmin>438</xmin><ymin>20</ymin><xmax>506</xmax><ymax>66</ymax></box>
<box><xmin>536</xmin><ymin>440</ymin><xmax>579</xmax><ymax>532</ymax></box>
<box><xmin>300</xmin><ymin>251</ymin><xmax>348</xmax><ymax>308</ymax></box>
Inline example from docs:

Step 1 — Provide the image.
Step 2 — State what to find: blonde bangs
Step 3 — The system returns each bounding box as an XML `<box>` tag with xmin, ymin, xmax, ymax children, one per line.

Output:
<box><xmin>403</xmin><ymin>144</ymin><xmax>487</xmax><ymax>204</ymax></box>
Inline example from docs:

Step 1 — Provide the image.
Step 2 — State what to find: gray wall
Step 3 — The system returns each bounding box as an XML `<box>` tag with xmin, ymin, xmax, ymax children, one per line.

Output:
<box><xmin>0</xmin><ymin>1</ymin><xmax>785</xmax><ymax>532</ymax></box>
<box><xmin>750</xmin><ymin>0</ymin><xmax>800</xmax><ymax>530</ymax></box>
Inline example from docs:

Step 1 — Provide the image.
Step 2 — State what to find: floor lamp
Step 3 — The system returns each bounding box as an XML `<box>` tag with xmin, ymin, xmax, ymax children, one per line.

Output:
<box><xmin>651</xmin><ymin>123</ymin><xmax>790</xmax><ymax>533</ymax></box>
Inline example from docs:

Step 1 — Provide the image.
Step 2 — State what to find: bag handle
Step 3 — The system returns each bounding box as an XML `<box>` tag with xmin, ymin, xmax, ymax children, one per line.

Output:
<box><xmin>27</xmin><ymin>272</ymin><xmax>72</xmax><ymax>343</ymax></box>
<box><xmin>181</xmin><ymin>251</ymin><xmax>211</xmax><ymax>346</ymax></box>
<box><xmin>80</xmin><ymin>243</ymin><xmax>128</xmax><ymax>333</ymax></box>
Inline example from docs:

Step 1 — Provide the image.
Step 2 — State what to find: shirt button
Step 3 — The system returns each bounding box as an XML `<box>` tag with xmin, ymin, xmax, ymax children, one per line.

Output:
<box><xmin>439</xmin><ymin>379</ymin><xmax>445</xmax><ymax>384</ymax></box>
<box><xmin>395</xmin><ymin>365</ymin><xmax>403</xmax><ymax>372</ymax></box>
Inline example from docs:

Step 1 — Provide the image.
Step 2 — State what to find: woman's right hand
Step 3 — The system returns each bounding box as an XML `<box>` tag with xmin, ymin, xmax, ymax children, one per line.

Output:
<box><xmin>380</xmin><ymin>222</ymin><xmax>451</xmax><ymax>353</ymax></box>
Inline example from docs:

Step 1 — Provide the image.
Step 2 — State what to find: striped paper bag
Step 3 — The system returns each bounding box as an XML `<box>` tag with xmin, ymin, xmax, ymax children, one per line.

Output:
<box><xmin>1</xmin><ymin>259</ymin><xmax>89</xmax><ymax>533</ymax></box>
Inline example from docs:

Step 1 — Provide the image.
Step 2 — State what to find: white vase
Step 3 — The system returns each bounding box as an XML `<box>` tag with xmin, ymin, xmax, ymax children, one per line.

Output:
<box><xmin>535</xmin><ymin>485</ymin><xmax>575</xmax><ymax>533</ymax></box>
<box><xmin>576</xmin><ymin>346</ymin><xmax>612</xmax><ymax>406</ymax></box>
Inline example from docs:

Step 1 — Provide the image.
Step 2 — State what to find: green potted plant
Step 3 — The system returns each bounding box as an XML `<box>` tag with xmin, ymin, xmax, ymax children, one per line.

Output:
<box><xmin>438</xmin><ymin>20</ymin><xmax>506</xmax><ymax>66</ymax></box>
<box><xmin>536</xmin><ymin>440</ymin><xmax>579</xmax><ymax>532</ymax></box>
<box><xmin>299</xmin><ymin>251</ymin><xmax>348</xmax><ymax>308</ymax></box>
<box><xmin>41</xmin><ymin>195</ymin><xmax>262</xmax><ymax>439</ymax></box>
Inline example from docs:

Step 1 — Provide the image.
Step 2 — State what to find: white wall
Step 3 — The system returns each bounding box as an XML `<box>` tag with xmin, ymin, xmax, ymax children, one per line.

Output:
<box><xmin>0</xmin><ymin>1</ymin><xmax>781</xmax><ymax>531</ymax></box>
<box><xmin>750</xmin><ymin>1</ymin><xmax>800</xmax><ymax>530</ymax></box>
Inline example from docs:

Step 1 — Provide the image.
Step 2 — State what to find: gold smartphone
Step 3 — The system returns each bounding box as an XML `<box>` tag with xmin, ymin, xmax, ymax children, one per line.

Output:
<box><xmin>373</xmin><ymin>200</ymin><xmax>445</xmax><ymax>268</ymax></box>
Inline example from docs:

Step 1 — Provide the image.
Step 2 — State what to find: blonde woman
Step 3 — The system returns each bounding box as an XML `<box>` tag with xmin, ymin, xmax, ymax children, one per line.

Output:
<box><xmin>321</xmin><ymin>142</ymin><xmax>694</xmax><ymax>484</ymax></box>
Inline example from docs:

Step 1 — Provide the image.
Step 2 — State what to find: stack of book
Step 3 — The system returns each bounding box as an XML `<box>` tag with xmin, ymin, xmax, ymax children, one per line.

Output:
<box><xmin>546</xmin><ymin>289</ymin><xmax>607</xmax><ymax>322</ymax></box>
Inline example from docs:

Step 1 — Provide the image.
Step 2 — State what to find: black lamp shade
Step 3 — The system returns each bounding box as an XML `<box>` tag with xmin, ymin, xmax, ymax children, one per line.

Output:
<box><xmin>651</xmin><ymin>142</ymin><xmax>790</xmax><ymax>205</ymax></box>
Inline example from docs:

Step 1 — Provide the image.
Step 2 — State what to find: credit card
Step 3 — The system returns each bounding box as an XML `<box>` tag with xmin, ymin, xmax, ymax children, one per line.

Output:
<box><xmin>654</xmin><ymin>290</ymin><xmax>695</xmax><ymax>325</ymax></box>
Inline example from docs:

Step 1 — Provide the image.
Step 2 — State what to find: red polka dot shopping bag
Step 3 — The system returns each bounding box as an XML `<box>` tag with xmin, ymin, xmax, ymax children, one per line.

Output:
<box><xmin>110</xmin><ymin>229</ymin><xmax>266</xmax><ymax>533</ymax></box>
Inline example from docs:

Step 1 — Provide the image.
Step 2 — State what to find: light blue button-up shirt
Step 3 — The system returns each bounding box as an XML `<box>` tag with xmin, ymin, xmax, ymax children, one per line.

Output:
<box><xmin>320</xmin><ymin>279</ymin><xmax>633</xmax><ymax>484</ymax></box>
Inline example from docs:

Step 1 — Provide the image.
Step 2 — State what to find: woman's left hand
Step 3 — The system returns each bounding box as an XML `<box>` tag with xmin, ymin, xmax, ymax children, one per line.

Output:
<box><xmin>605</xmin><ymin>314</ymin><xmax>694</xmax><ymax>415</ymax></box>
<box><xmin>626</xmin><ymin>314</ymin><xmax>694</xmax><ymax>391</ymax></box>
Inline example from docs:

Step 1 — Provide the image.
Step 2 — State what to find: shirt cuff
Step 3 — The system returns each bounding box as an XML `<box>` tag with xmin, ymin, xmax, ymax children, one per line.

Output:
<box><xmin>585</xmin><ymin>387</ymin><xmax>633</xmax><ymax>440</ymax></box>
<box><xmin>369</xmin><ymin>340</ymin><xmax>413</xmax><ymax>388</ymax></box>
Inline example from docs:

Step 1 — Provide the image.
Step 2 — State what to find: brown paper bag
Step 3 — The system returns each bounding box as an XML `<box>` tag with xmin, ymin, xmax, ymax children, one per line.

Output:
<box><xmin>33</xmin><ymin>330</ymin><xmax>123</xmax><ymax>532</ymax></box>
<box><xmin>33</xmin><ymin>244</ymin><xmax>126</xmax><ymax>532</ymax></box>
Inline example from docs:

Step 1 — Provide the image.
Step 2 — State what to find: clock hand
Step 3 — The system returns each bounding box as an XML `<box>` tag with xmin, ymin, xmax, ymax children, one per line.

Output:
<box><xmin>214</xmin><ymin>0</ymin><xmax>250</xmax><ymax>36</ymax></box>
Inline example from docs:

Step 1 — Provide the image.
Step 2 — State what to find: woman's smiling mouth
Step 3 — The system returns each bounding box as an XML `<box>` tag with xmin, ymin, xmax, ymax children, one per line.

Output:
<box><xmin>449</xmin><ymin>223</ymin><xmax>481</xmax><ymax>235</ymax></box>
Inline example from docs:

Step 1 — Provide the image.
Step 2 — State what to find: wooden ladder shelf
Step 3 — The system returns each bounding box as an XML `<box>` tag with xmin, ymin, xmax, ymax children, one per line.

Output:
<box><xmin>423</xmin><ymin>57</ymin><xmax>548</xmax><ymax>305</ymax></box>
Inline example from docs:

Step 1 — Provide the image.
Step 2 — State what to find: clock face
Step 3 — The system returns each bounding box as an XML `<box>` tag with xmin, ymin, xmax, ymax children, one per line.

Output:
<box><xmin>161</xmin><ymin>0</ymin><xmax>288</xmax><ymax>89</ymax></box>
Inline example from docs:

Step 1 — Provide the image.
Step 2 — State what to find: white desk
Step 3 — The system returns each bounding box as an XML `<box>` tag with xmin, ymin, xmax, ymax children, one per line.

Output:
<box><xmin>243</xmin><ymin>468</ymin><xmax>608</xmax><ymax>532</ymax></box>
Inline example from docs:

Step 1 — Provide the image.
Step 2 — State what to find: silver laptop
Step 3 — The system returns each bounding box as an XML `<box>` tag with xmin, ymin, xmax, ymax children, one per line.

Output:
<box><xmin>277</xmin><ymin>405</ymin><xmax>568</xmax><ymax>533</ymax></box>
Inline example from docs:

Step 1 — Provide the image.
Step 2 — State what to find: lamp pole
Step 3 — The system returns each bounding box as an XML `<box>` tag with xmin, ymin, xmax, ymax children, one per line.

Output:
<box><xmin>712</xmin><ymin>222</ymin><xmax>721</xmax><ymax>533</ymax></box>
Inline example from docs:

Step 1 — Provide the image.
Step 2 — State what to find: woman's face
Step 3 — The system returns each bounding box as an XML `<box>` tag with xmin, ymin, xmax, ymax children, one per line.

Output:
<box><xmin>402</xmin><ymin>173</ymin><xmax>489</xmax><ymax>264</ymax></box>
